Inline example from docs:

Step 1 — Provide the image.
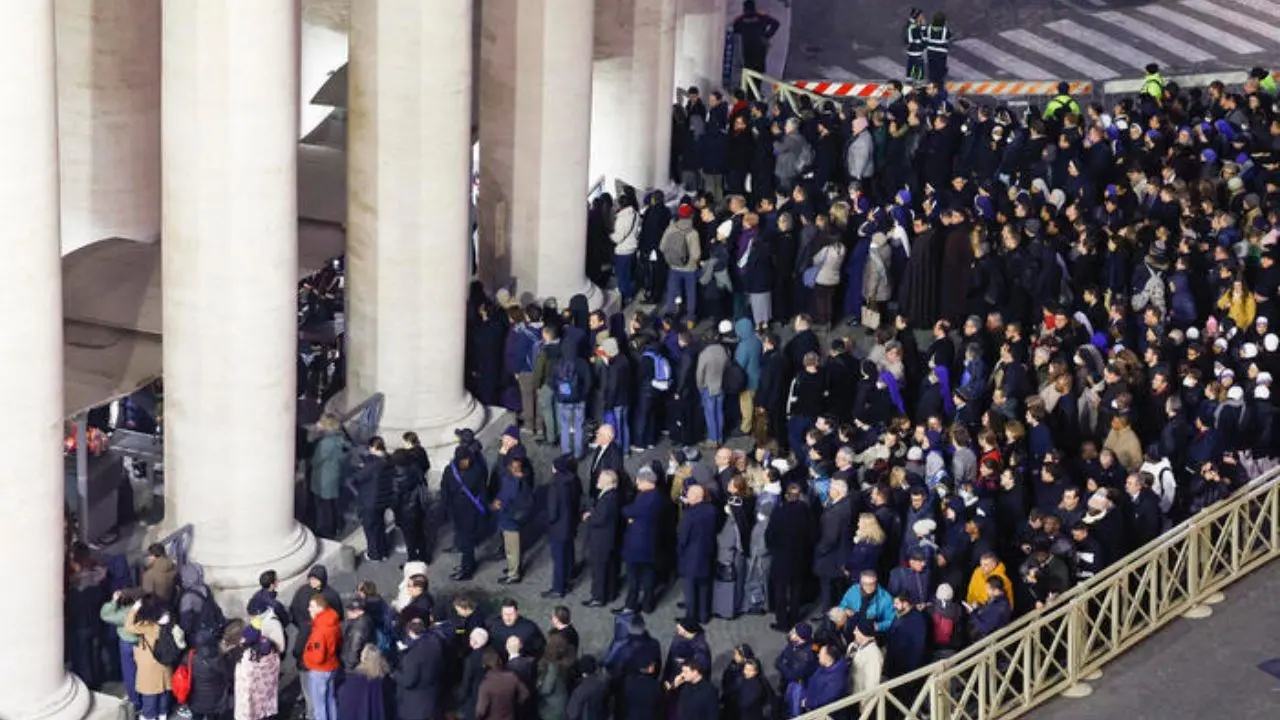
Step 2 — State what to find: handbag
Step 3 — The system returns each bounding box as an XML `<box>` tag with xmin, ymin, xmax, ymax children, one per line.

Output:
<box><xmin>861</xmin><ymin>305</ymin><xmax>882</xmax><ymax>329</ymax></box>
<box><xmin>802</xmin><ymin>247</ymin><xmax>827</xmax><ymax>289</ymax></box>
<box><xmin>715</xmin><ymin>562</ymin><xmax>737</xmax><ymax>583</ymax></box>
<box><xmin>172</xmin><ymin>649</ymin><xmax>195</xmax><ymax>705</ymax></box>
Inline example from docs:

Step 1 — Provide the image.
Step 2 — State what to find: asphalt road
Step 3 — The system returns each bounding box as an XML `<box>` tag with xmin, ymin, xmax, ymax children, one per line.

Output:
<box><xmin>786</xmin><ymin>0</ymin><xmax>1280</xmax><ymax>82</ymax></box>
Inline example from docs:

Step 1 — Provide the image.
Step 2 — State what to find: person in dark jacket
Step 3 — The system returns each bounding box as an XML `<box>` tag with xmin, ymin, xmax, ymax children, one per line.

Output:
<box><xmin>734</xmin><ymin>658</ymin><xmax>775</xmax><ymax>720</ymax></box>
<box><xmin>619</xmin><ymin>467</ymin><xmax>662</xmax><ymax>612</ymax></box>
<box><xmin>583</xmin><ymin>470</ymin><xmax>623</xmax><ymax>606</ymax></box>
<box><xmin>288</xmin><ymin>565</ymin><xmax>343</xmax><ymax>664</ymax></box>
<box><xmin>677</xmin><ymin>485</ymin><xmax>717</xmax><ymax>623</ymax></box>
<box><xmin>766</xmin><ymin>483</ymin><xmax>817</xmax><ymax>629</ymax></box>
<box><xmin>394</xmin><ymin>618</ymin><xmax>444</xmax><ymax>720</ymax></box>
<box><xmin>485</xmin><ymin>599</ymin><xmax>546</xmax><ymax>661</ymax></box>
<box><xmin>604</xmin><ymin>613</ymin><xmax>662</xmax><ymax>720</ymax></box>
<box><xmin>802</xmin><ymin>645</ymin><xmax>850</xmax><ymax>713</ymax></box>
<box><xmin>813</xmin><ymin>480</ymin><xmax>855</xmax><ymax>614</ymax></box>
<box><xmin>443</xmin><ymin>444</ymin><xmax>490</xmax><ymax>582</ymax></box>
<box><xmin>756</xmin><ymin>333</ymin><xmax>787</xmax><ymax>448</ymax></box>
<box><xmin>494</xmin><ymin>449</ymin><xmax>534</xmax><ymax>584</ymax></box>
<box><xmin>566</xmin><ymin>656</ymin><xmax>609</xmax><ymax>720</ymax></box>
<box><xmin>186</xmin><ymin>631</ymin><xmax>231</xmax><ymax>720</ymax></box>
<box><xmin>1124</xmin><ymin>472</ymin><xmax>1163</xmax><ymax>552</ymax></box>
<box><xmin>354</xmin><ymin>436</ymin><xmax>395</xmax><ymax>562</ymax></box>
<box><xmin>392</xmin><ymin>447</ymin><xmax>431</xmax><ymax>563</ymax></box>
<box><xmin>543</xmin><ymin>455</ymin><xmax>582</xmax><ymax>598</ymax></box>
<box><xmin>673</xmin><ymin>658</ymin><xmax>719</xmax><ymax>720</ymax></box>
<box><xmin>342</xmin><ymin>598</ymin><xmax>377</xmax><ymax>671</ymax></box>
<box><xmin>662</xmin><ymin>619</ymin><xmax>712</xmax><ymax>687</ymax></box>
<box><xmin>884</xmin><ymin>596</ymin><xmax>928</xmax><ymax>678</ymax></box>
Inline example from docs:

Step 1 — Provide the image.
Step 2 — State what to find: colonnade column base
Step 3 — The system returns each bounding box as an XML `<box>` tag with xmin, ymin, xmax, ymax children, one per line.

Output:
<box><xmin>12</xmin><ymin>674</ymin><xmax>90</xmax><ymax>720</ymax></box>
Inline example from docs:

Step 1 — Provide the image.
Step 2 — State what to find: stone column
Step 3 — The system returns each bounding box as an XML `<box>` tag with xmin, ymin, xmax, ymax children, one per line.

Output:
<box><xmin>652</xmin><ymin>0</ymin><xmax>679</xmax><ymax>189</ymax></box>
<box><xmin>479</xmin><ymin>0</ymin><xmax>603</xmax><ymax>309</ymax></box>
<box><xmin>346</xmin><ymin>0</ymin><xmax>487</xmax><ymax>444</ymax></box>
<box><xmin>54</xmin><ymin>0</ymin><xmax>162</xmax><ymax>255</ymax></box>
<box><xmin>0</xmin><ymin>1</ymin><xmax>92</xmax><ymax>718</ymax></box>
<box><xmin>162</xmin><ymin>0</ymin><xmax>317</xmax><ymax>586</ymax></box>
<box><xmin>591</xmin><ymin>0</ymin><xmax>661</xmax><ymax>191</ymax></box>
<box><xmin>676</xmin><ymin>0</ymin><xmax>728</xmax><ymax>94</ymax></box>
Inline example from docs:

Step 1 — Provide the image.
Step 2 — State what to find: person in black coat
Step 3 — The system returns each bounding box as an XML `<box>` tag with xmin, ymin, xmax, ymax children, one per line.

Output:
<box><xmin>584</xmin><ymin>471</ymin><xmax>623</xmax><ymax>606</ymax></box>
<box><xmin>353</xmin><ymin>436</ymin><xmax>395</xmax><ymax>562</ymax></box>
<box><xmin>287</xmin><ymin>564</ymin><xmax>344</xmax><ymax>664</ymax></box>
<box><xmin>813</xmin><ymin>481</ymin><xmax>855</xmax><ymax>614</ymax></box>
<box><xmin>186</xmin><ymin>631</ymin><xmax>231</xmax><ymax>720</ymax></box>
<box><xmin>543</xmin><ymin>455</ymin><xmax>582</xmax><ymax>598</ymax></box>
<box><xmin>609</xmin><ymin>614</ymin><xmax>663</xmax><ymax>720</ymax></box>
<box><xmin>756</xmin><ymin>334</ymin><xmax>787</xmax><ymax>449</ymax></box>
<box><xmin>567</xmin><ymin>656</ymin><xmax>609</xmax><ymax>720</ymax></box>
<box><xmin>884</xmin><ymin>597</ymin><xmax>928</xmax><ymax>679</ymax></box>
<box><xmin>620</xmin><ymin>467</ymin><xmax>662</xmax><ymax>612</ymax></box>
<box><xmin>735</xmin><ymin>659</ymin><xmax>776</xmax><ymax>720</ymax></box>
<box><xmin>677</xmin><ymin>485</ymin><xmax>717</xmax><ymax>624</ymax></box>
<box><xmin>486</xmin><ymin>599</ymin><xmax>546</xmax><ymax>660</ymax></box>
<box><xmin>586</xmin><ymin>424</ymin><xmax>627</xmax><ymax>502</ymax></box>
<box><xmin>395</xmin><ymin>618</ymin><xmax>445</xmax><ymax>720</ymax></box>
<box><xmin>766</xmin><ymin>483</ymin><xmax>817</xmax><ymax>630</ymax></box>
<box><xmin>442</xmin><ymin>445</ymin><xmax>490</xmax><ymax>581</ymax></box>
<box><xmin>673</xmin><ymin>659</ymin><xmax>719</xmax><ymax>720</ymax></box>
<box><xmin>672</xmin><ymin>332</ymin><xmax>702</xmax><ymax>446</ymax></box>
<box><xmin>1124</xmin><ymin>473</ymin><xmax>1163</xmax><ymax>552</ymax></box>
<box><xmin>392</xmin><ymin>447</ymin><xmax>431</xmax><ymax>563</ymax></box>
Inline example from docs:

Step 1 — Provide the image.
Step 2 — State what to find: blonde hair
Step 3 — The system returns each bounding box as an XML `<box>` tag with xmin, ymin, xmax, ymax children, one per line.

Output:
<box><xmin>317</xmin><ymin>413</ymin><xmax>341</xmax><ymax>432</ymax></box>
<box><xmin>356</xmin><ymin>644</ymin><xmax>389</xmax><ymax>679</ymax></box>
<box><xmin>855</xmin><ymin>513</ymin><xmax>886</xmax><ymax>545</ymax></box>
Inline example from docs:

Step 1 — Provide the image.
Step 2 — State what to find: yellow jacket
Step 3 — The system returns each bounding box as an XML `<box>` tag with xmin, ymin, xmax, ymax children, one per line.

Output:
<box><xmin>967</xmin><ymin>562</ymin><xmax>1015</xmax><ymax>609</ymax></box>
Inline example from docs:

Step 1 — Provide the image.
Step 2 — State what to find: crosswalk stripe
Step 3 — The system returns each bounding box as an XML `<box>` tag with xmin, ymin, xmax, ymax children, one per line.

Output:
<box><xmin>956</xmin><ymin>38</ymin><xmax>1052</xmax><ymax>79</ymax></box>
<box><xmin>1181</xmin><ymin>0</ymin><xmax>1280</xmax><ymax>45</ymax></box>
<box><xmin>944</xmin><ymin>58</ymin><xmax>993</xmax><ymax>81</ymax></box>
<box><xmin>1000</xmin><ymin>28</ymin><xmax>1120</xmax><ymax>79</ymax></box>
<box><xmin>1044</xmin><ymin>19</ymin><xmax>1166</xmax><ymax>70</ymax></box>
<box><xmin>1136</xmin><ymin>5</ymin><xmax>1263</xmax><ymax>54</ymax></box>
<box><xmin>1093</xmin><ymin>11</ymin><xmax>1217</xmax><ymax>63</ymax></box>
<box><xmin>858</xmin><ymin>55</ymin><xmax>906</xmax><ymax>79</ymax></box>
<box><xmin>816</xmin><ymin>65</ymin><xmax>863</xmax><ymax>82</ymax></box>
<box><xmin>1225</xmin><ymin>0</ymin><xmax>1280</xmax><ymax>21</ymax></box>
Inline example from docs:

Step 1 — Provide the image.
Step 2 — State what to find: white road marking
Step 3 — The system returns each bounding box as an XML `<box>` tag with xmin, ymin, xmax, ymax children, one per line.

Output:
<box><xmin>1224</xmin><ymin>0</ymin><xmax>1280</xmax><ymax>21</ymax></box>
<box><xmin>1093</xmin><ymin>11</ymin><xmax>1217</xmax><ymax>63</ymax></box>
<box><xmin>858</xmin><ymin>55</ymin><xmax>907</xmax><ymax>79</ymax></box>
<box><xmin>1000</xmin><ymin>28</ymin><xmax>1120</xmax><ymax>79</ymax></box>
<box><xmin>816</xmin><ymin>64</ymin><xmax>864</xmax><ymax>82</ymax></box>
<box><xmin>955</xmin><ymin>37</ymin><xmax>1052</xmax><ymax>78</ymax></box>
<box><xmin>945</xmin><ymin>57</ymin><xmax>993</xmax><ymax>81</ymax></box>
<box><xmin>1044</xmin><ymin>19</ymin><xmax>1167</xmax><ymax>70</ymax></box>
<box><xmin>1136</xmin><ymin>5</ymin><xmax>1263</xmax><ymax>54</ymax></box>
<box><xmin>1180</xmin><ymin>0</ymin><xmax>1280</xmax><ymax>45</ymax></box>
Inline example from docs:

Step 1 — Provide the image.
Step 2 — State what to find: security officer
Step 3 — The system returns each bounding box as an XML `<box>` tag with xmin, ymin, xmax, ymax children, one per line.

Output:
<box><xmin>924</xmin><ymin>12</ymin><xmax>952</xmax><ymax>85</ymax></box>
<box><xmin>732</xmin><ymin>0</ymin><xmax>780</xmax><ymax>74</ymax></box>
<box><xmin>1043</xmin><ymin>82</ymin><xmax>1081</xmax><ymax>123</ymax></box>
<box><xmin>1140</xmin><ymin>63</ymin><xmax>1165</xmax><ymax>107</ymax></box>
<box><xmin>1251</xmin><ymin>66</ymin><xmax>1277</xmax><ymax>97</ymax></box>
<box><xmin>905</xmin><ymin>8</ymin><xmax>926</xmax><ymax>82</ymax></box>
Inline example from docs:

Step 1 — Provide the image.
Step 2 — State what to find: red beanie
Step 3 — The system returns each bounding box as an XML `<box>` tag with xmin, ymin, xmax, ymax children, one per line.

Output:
<box><xmin>678</xmin><ymin>204</ymin><xmax>694</xmax><ymax>219</ymax></box>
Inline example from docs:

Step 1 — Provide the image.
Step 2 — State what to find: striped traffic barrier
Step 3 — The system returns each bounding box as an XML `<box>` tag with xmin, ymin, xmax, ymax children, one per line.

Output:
<box><xmin>789</xmin><ymin>79</ymin><xmax>1094</xmax><ymax>98</ymax></box>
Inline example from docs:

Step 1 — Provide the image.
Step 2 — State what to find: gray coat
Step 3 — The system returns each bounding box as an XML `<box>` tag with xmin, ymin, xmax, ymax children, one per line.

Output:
<box><xmin>846</xmin><ymin>131</ymin><xmax>875</xmax><ymax>180</ymax></box>
<box><xmin>696</xmin><ymin>343</ymin><xmax>730</xmax><ymax>395</ymax></box>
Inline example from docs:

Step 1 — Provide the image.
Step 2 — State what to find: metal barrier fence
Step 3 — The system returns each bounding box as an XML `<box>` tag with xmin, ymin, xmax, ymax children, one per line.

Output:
<box><xmin>797</xmin><ymin>463</ymin><xmax>1280</xmax><ymax>719</ymax></box>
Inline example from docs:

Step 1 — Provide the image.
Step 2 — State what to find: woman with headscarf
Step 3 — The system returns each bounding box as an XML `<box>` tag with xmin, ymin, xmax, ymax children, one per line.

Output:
<box><xmin>234</xmin><ymin>627</ymin><xmax>280</xmax><ymax>720</ymax></box>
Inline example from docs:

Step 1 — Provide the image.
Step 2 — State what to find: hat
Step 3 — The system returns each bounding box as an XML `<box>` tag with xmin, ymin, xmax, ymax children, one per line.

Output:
<box><xmin>895</xmin><ymin>188</ymin><xmax>912</xmax><ymax>206</ymax></box>
<box><xmin>936</xmin><ymin>583</ymin><xmax>954</xmax><ymax>601</ymax></box>
<box><xmin>907</xmin><ymin>446</ymin><xmax>924</xmax><ymax>461</ymax></box>
<box><xmin>1243</xmin><ymin>343</ymin><xmax>1259</xmax><ymax>359</ymax></box>
<box><xmin>307</xmin><ymin>565</ymin><xmax>329</xmax><ymax>585</ymax></box>
<box><xmin>1259</xmin><ymin>372</ymin><xmax>1274</xmax><ymax>386</ymax></box>
<box><xmin>1228</xmin><ymin>385</ymin><xmax>1245</xmax><ymax>401</ymax></box>
<box><xmin>1228</xmin><ymin>177</ymin><xmax>1245</xmax><ymax>193</ymax></box>
<box><xmin>854</xmin><ymin>618</ymin><xmax>877</xmax><ymax>637</ymax></box>
<box><xmin>913</xmin><ymin>518</ymin><xmax>937</xmax><ymax>536</ymax></box>
<box><xmin>1145</xmin><ymin>62</ymin><xmax>1160</xmax><ymax>74</ymax></box>
<box><xmin>503</xmin><ymin>424</ymin><xmax>520</xmax><ymax>441</ymax></box>
<box><xmin>1105</xmin><ymin>184</ymin><xmax>1119</xmax><ymax>199</ymax></box>
<box><xmin>717</xmin><ymin>319</ymin><xmax>735</xmax><ymax>337</ymax></box>
<box><xmin>677</xmin><ymin>203</ymin><xmax>694</xmax><ymax>219</ymax></box>
<box><xmin>242</xmin><ymin>626</ymin><xmax>263</xmax><ymax>646</ymax></box>
<box><xmin>793</xmin><ymin>622</ymin><xmax>813</xmax><ymax>642</ymax></box>
<box><xmin>1187</xmin><ymin>327</ymin><xmax>1201</xmax><ymax>341</ymax></box>
<box><xmin>687</xmin><ymin>86</ymin><xmax>700</xmax><ymax>95</ymax></box>
<box><xmin>1202</xmin><ymin>148</ymin><xmax>1218</xmax><ymax>164</ymax></box>
<box><xmin>1267</xmin><ymin>333</ymin><xmax>1280</xmax><ymax>352</ymax></box>
<box><xmin>1258</xmin><ymin>317</ymin><xmax>1270</xmax><ymax>327</ymax></box>
<box><xmin>678</xmin><ymin>619</ymin><xmax>703</xmax><ymax>635</ymax></box>
<box><xmin>627</xmin><ymin>614</ymin><xmax>648</xmax><ymax>635</ymax></box>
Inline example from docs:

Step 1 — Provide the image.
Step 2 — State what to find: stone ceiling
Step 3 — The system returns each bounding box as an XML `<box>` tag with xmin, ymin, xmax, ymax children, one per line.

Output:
<box><xmin>302</xmin><ymin>0</ymin><xmax>349</xmax><ymax>32</ymax></box>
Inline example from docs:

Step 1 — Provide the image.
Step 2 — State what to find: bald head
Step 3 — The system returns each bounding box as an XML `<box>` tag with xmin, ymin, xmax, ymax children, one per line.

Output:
<box><xmin>686</xmin><ymin>484</ymin><xmax>706</xmax><ymax>505</ymax></box>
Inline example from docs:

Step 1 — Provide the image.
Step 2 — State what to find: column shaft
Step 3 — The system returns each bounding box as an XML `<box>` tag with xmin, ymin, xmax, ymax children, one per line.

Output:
<box><xmin>346</xmin><ymin>0</ymin><xmax>486</xmax><ymax>442</ymax></box>
<box><xmin>162</xmin><ymin>0</ymin><xmax>317</xmax><ymax>584</ymax></box>
<box><xmin>479</xmin><ymin>0</ymin><xmax>602</xmax><ymax>308</ymax></box>
<box><xmin>55</xmin><ymin>0</ymin><xmax>162</xmax><ymax>254</ymax></box>
<box><xmin>0</xmin><ymin>0</ymin><xmax>91</xmax><ymax>717</ymax></box>
<box><xmin>652</xmin><ymin>0</ymin><xmax>679</xmax><ymax>189</ymax></box>
<box><xmin>676</xmin><ymin>0</ymin><xmax>729</xmax><ymax>94</ymax></box>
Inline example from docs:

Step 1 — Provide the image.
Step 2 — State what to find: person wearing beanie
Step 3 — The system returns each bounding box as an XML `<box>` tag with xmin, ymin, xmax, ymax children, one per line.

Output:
<box><xmin>776</xmin><ymin>623</ymin><xmax>818</xmax><ymax>699</ymax></box>
<box><xmin>927</xmin><ymin>583</ymin><xmax>965</xmax><ymax>659</ymax></box>
<box><xmin>848</xmin><ymin>618</ymin><xmax>884</xmax><ymax>694</ymax></box>
<box><xmin>442</xmin><ymin>442</ymin><xmax>491</xmax><ymax>581</ymax></box>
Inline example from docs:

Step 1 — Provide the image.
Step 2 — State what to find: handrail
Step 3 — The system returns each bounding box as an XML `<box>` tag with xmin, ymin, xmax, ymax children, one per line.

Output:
<box><xmin>740</xmin><ymin>68</ymin><xmax>836</xmax><ymax>113</ymax></box>
<box><xmin>337</xmin><ymin>391</ymin><xmax>384</xmax><ymax>447</ymax></box>
<box><xmin>797</xmin><ymin>463</ymin><xmax>1280</xmax><ymax>719</ymax></box>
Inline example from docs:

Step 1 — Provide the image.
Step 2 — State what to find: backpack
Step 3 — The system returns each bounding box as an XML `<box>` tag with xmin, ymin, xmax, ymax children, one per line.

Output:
<box><xmin>930</xmin><ymin>610</ymin><xmax>957</xmax><ymax>646</ymax></box>
<box><xmin>645</xmin><ymin>351</ymin><xmax>673</xmax><ymax>391</ymax></box>
<box><xmin>664</xmin><ymin>227</ymin><xmax>692</xmax><ymax>268</ymax></box>
<box><xmin>172</xmin><ymin>649</ymin><xmax>195</xmax><ymax>705</ymax></box>
<box><xmin>178</xmin><ymin>583</ymin><xmax>227</xmax><ymax>641</ymax></box>
<box><xmin>722</xmin><ymin>359</ymin><xmax>748</xmax><ymax>395</ymax></box>
<box><xmin>555</xmin><ymin>359</ymin><xmax>582</xmax><ymax>404</ymax></box>
<box><xmin>150</xmin><ymin>622</ymin><xmax>185</xmax><ymax>668</ymax></box>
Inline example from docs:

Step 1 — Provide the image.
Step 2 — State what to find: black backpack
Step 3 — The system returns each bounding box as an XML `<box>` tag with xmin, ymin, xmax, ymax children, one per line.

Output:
<box><xmin>178</xmin><ymin>583</ymin><xmax>227</xmax><ymax>641</ymax></box>
<box><xmin>722</xmin><ymin>359</ymin><xmax>748</xmax><ymax>395</ymax></box>
<box><xmin>555</xmin><ymin>359</ymin><xmax>583</xmax><ymax>404</ymax></box>
<box><xmin>150</xmin><ymin>622</ymin><xmax>185</xmax><ymax>668</ymax></box>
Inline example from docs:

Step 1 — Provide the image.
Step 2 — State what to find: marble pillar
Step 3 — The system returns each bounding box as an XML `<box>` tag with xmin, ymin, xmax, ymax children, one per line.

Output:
<box><xmin>346</xmin><ymin>0</ymin><xmax>487</xmax><ymax>443</ymax></box>
<box><xmin>478</xmin><ymin>0</ymin><xmax>603</xmax><ymax>309</ymax></box>
<box><xmin>162</xmin><ymin>0</ymin><xmax>318</xmax><ymax>586</ymax></box>
<box><xmin>0</xmin><ymin>1</ymin><xmax>91</xmax><ymax>717</ymax></box>
<box><xmin>676</xmin><ymin>0</ymin><xmax>729</xmax><ymax>95</ymax></box>
<box><xmin>54</xmin><ymin>0</ymin><xmax>162</xmax><ymax>255</ymax></box>
<box><xmin>652</xmin><ymin>0</ymin><xmax>680</xmax><ymax>189</ymax></box>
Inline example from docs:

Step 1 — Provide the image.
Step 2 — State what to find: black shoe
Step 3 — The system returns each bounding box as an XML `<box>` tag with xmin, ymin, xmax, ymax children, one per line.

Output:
<box><xmin>770</xmin><ymin>622</ymin><xmax>790</xmax><ymax>632</ymax></box>
<box><xmin>611</xmin><ymin>606</ymin><xmax>637</xmax><ymax>615</ymax></box>
<box><xmin>676</xmin><ymin>601</ymin><xmax>686</xmax><ymax>610</ymax></box>
<box><xmin>582</xmin><ymin>599</ymin><xmax>606</xmax><ymax>608</ymax></box>
<box><xmin>449</xmin><ymin>571</ymin><xmax>473</xmax><ymax>581</ymax></box>
<box><xmin>540</xmin><ymin>590</ymin><xmax>566</xmax><ymax>599</ymax></box>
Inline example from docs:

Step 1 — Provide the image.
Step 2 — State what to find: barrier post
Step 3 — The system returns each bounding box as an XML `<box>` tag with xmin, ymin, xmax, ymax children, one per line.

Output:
<box><xmin>1182</xmin><ymin>521</ymin><xmax>1213</xmax><ymax>618</ymax></box>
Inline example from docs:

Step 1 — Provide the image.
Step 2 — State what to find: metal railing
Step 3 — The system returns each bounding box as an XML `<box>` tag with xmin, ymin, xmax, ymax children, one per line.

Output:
<box><xmin>798</xmin><ymin>463</ymin><xmax>1280</xmax><ymax>719</ymax></box>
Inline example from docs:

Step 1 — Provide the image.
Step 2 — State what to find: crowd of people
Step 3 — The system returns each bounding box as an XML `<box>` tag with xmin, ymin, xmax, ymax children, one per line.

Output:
<box><xmin>59</xmin><ymin>26</ymin><xmax>1280</xmax><ymax>720</ymax></box>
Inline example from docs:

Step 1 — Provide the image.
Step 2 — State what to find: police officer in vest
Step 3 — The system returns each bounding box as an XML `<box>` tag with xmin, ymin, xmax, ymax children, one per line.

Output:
<box><xmin>732</xmin><ymin>1</ymin><xmax>781</xmax><ymax>74</ymax></box>
<box><xmin>904</xmin><ymin>8</ymin><xmax>926</xmax><ymax>83</ymax></box>
<box><xmin>1140</xmin><ymin>63</ymin><xmax>1165</xmax><ymax>109</ymax></box>
<box><xmin>1043</xmin><ymin>82</ymin><xmax>1081</xmax><ymax>125</ymax></box>
<box><xmin>924</xmin><ymin>12</ymin><xmax>952</xmax><ymax>85</ymax></box>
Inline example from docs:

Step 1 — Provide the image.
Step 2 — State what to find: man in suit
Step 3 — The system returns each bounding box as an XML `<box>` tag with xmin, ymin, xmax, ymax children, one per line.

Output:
<box><xmin>813</xmin><ymin>479</ymin><xmax>854</xmax><ymax>616</ymax></box>
<box><xmin>587</xmin><ymin>423</ymin><xmax>627</xmax><ymax>501</ymax></box>
<box><xmin>767</xmin><ymin>483</ymin><xmax>817</xmax><ymax>630</ymax></box>
<box><xmin>677</xmin><ymin>484</ymin><xmax>716</xmax><ymax>624</ymax></box>
<box><xmin>543</xmin><ymin>454</ymin><xmax>582</xmax><ymax>599</ymax></box>
<box><xmin>618</xmin><ymin>466</ymin><xmax>662</xmax><ymax>613</ymax></box>
<box><xmin>583</xmin><ymin>469</ymin><xmax>622</xmax><ymax>607</ymax></box>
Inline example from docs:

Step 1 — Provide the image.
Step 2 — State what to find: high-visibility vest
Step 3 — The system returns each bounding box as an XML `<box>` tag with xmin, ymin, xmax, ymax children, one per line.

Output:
<box><xmin>1261</xmin><ymin>72</ymin><xmax>1278</xmax><ymax>96</ymax></box>
<box><xmin>1140</xmin><ymin>72</ymin><xmax>1164</xmax><ymax>101</ymax></box>
<box><xmin>925</xmin><ymin>24</ymin><xmax>950</xmax><ymax>55</ymax></box>
<box><xmin>1044</xmin><ymin>94</ymin><xmax>1080</xmax><ymax>120</ymax></box>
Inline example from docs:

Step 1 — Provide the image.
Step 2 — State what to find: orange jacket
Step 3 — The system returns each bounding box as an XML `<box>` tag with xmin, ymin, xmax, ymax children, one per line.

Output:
<box><xmin>302</xmin><ymin>608</ymin><xmax>341</xmax><ymax>672</ymax></box>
